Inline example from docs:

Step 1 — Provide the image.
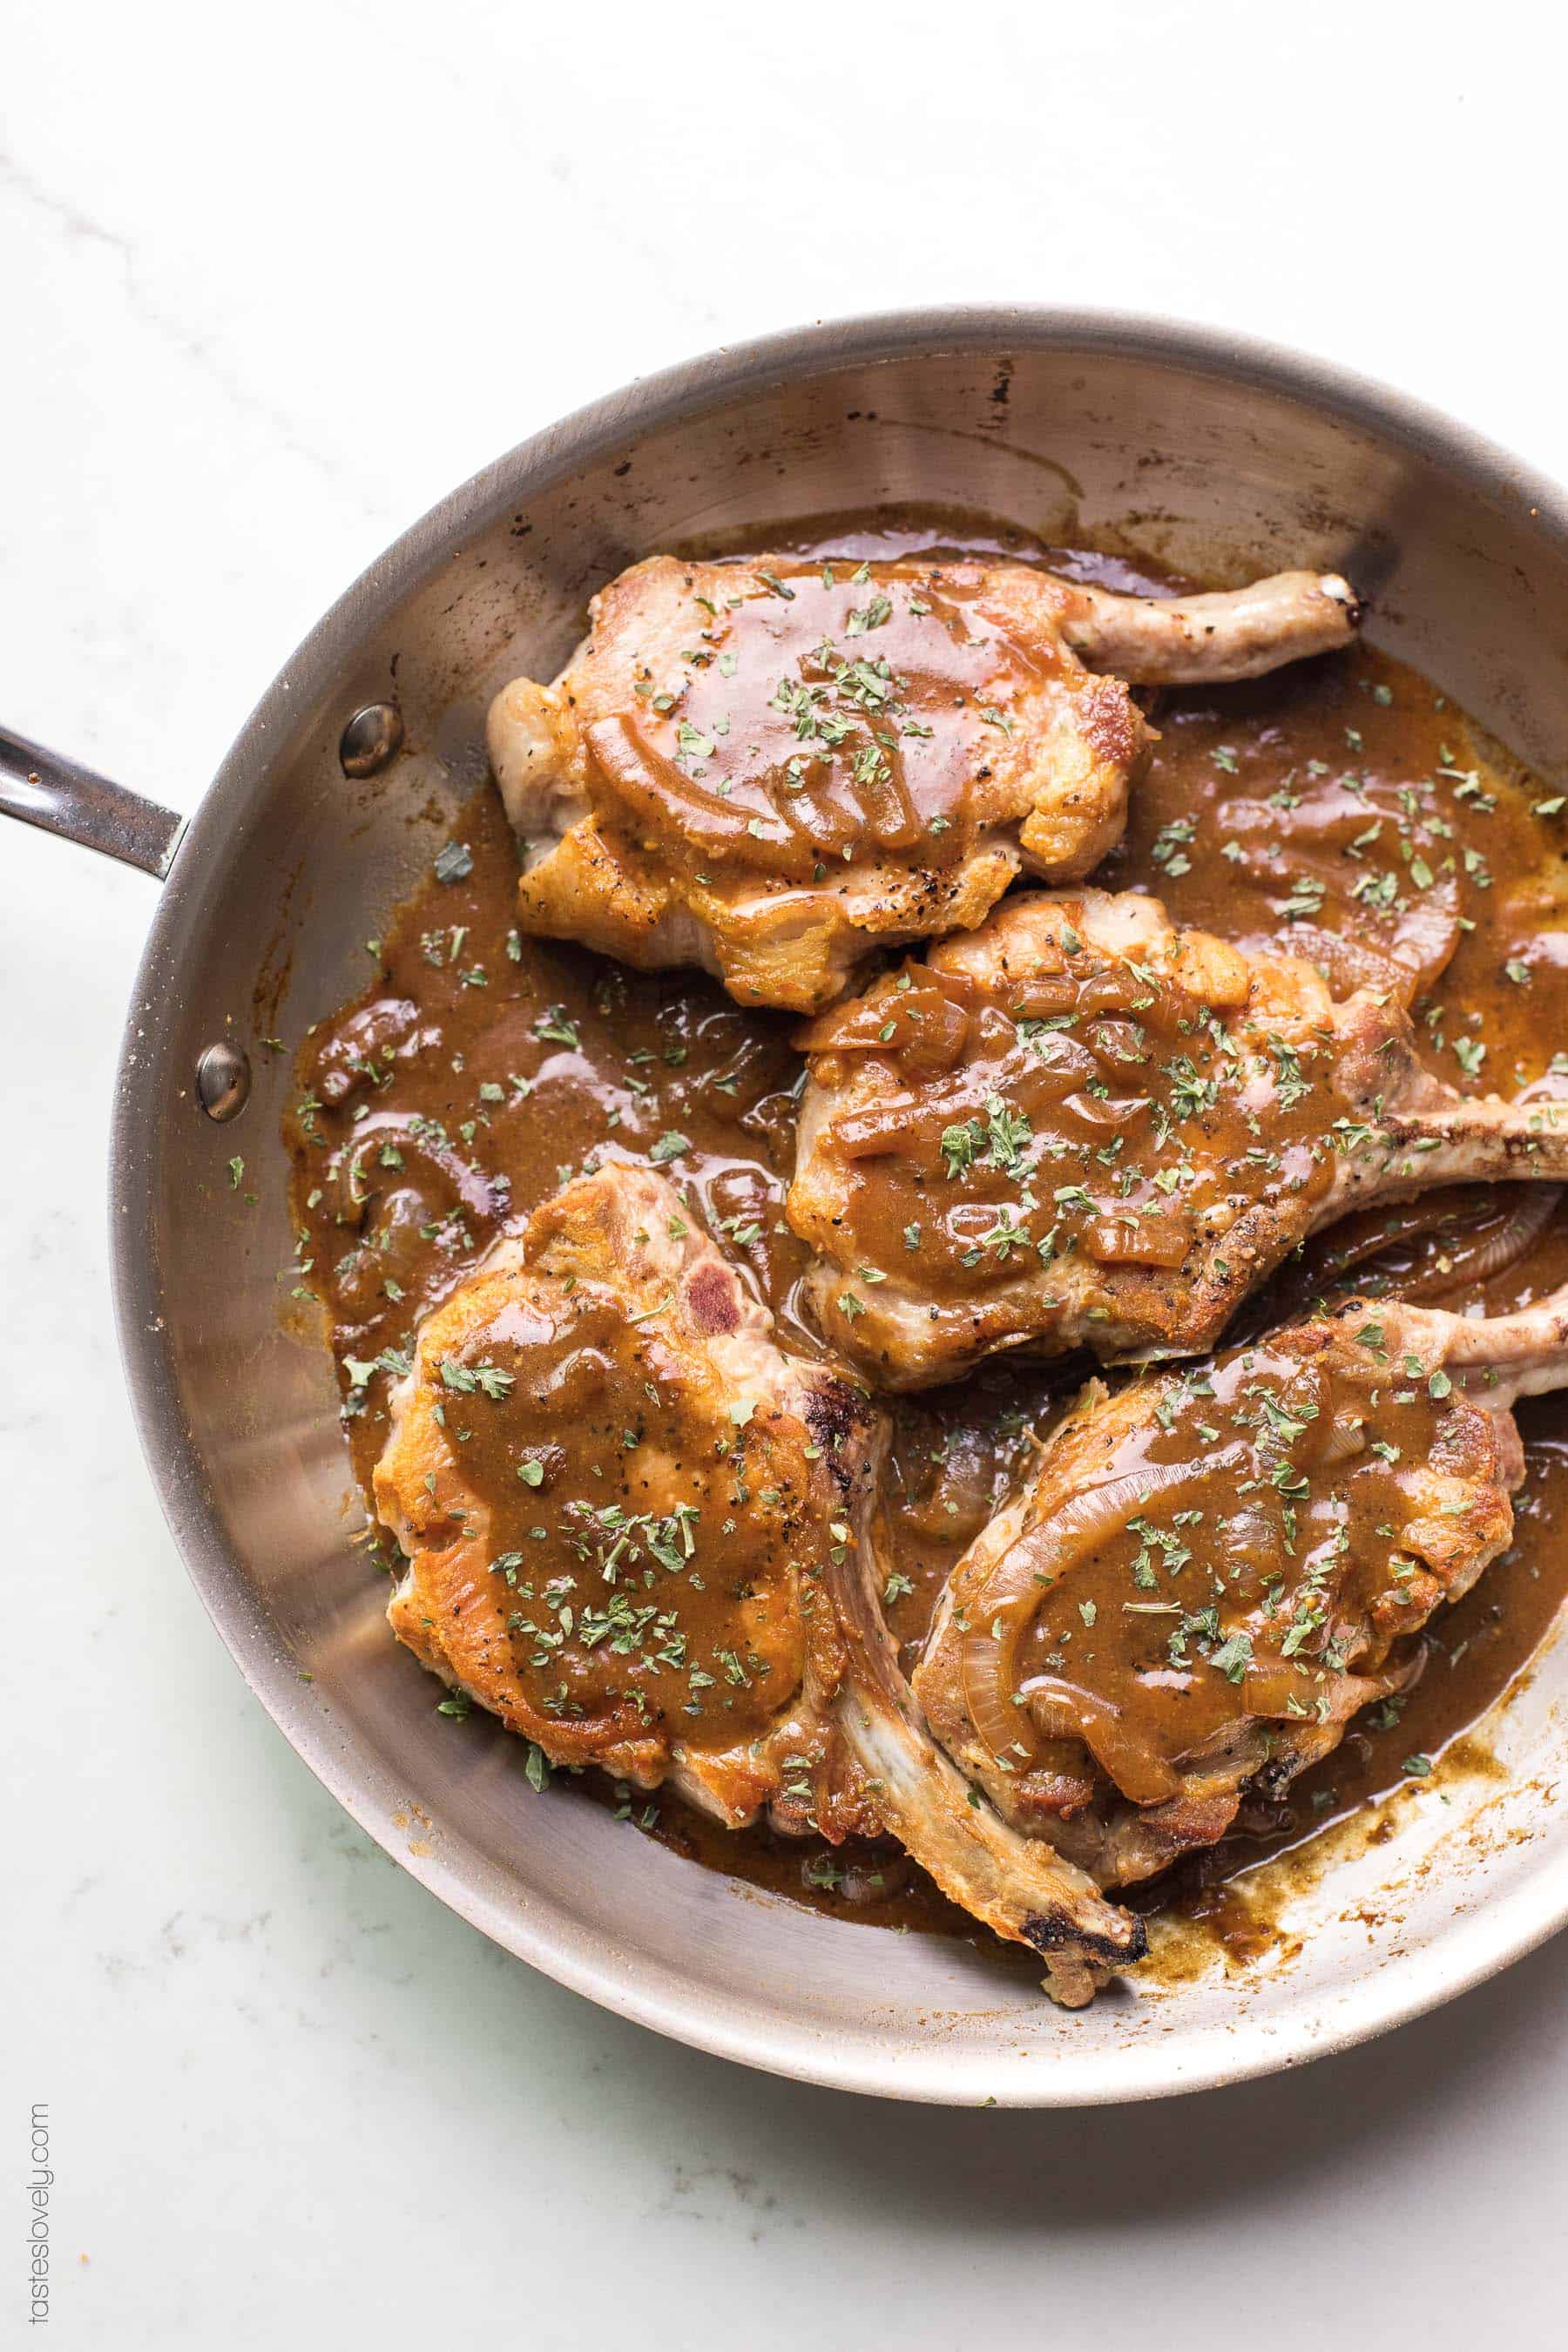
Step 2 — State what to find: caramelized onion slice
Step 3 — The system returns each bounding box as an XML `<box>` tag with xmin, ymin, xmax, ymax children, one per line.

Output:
<box><xmin>795</xmin><ymin>971</ymin><xmax>974</xmax><ymax>1064</ymax></box>
<box><xmin>957</xmin><ymin>1448</ymin><xmax>1246</xmax><ymax>1790</ymax></box>
<box><xmin>1078</xmin><ymin>969</ymin><xmax>1196</xmax><ymax>1028</ymax></box>
<box><xmin>1019</xmin><ymin>1676</ymin><xmax>1182</xmax><ymax>1805</ymax></box>
<box><xmin>1010</xmin><ymin>977</ymin><xmax>1075</xmax><ymax>1018</ymax></box>
<box><xmin>1403</xmin><ymin>1184</ymin><xmax>1564</xmax><ymax>1300</ymax></box>
<box><xmin>588</xmin><ymin>715</ymin><xmax>796</xmax><ymax>870</ymax></box>
<box><xmin>1288</xmin><ymin>1184</ymin><xmax>1565</xmax><ymax>1311</ymax></box>
<box><xmin>335</xmin><ymin>1115</ymin><xmax>506</xmax><ymax>1230</ymax></box>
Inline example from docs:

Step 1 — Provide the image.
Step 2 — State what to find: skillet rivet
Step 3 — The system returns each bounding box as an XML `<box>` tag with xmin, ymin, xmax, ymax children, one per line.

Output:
<box><xmin>196</xmin><ymin>1041</ymin><xmax>252</xmax><ymax>1122</ymax></box>
<box><xmin>340</xmin><ymin>701</ymin><xmax>405</xmax><ymax>779</ymax></box>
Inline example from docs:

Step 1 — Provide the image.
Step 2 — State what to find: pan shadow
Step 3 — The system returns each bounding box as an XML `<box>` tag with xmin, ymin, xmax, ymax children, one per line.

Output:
<box><xmin>494</xmin><ymin>1923</ymin><xmax>1568</xmax><ymax>2235</ymax></box>
<box><xmin>267</xmin><ymin>1702</ymin><xmax>1568</xmax><ymax>2242</ymax></box>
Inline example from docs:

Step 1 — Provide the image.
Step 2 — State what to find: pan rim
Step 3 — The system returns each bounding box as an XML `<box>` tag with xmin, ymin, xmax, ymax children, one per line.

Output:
<box><xmin>109</xmin><ymin>301</ymin><xmax>1568</xmax><ymax>2105</ymax></box>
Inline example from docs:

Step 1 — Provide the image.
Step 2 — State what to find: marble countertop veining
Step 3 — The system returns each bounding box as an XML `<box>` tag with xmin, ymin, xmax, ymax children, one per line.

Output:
<box><xmin>5</xmin><ymin>3</ymin><xmax>1568</xmax><ymax>2342</ymax></box>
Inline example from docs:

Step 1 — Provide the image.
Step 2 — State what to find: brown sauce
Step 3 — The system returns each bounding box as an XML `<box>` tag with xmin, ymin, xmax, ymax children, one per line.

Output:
<box><xmin>286</xmin><ymin>510</ymin><xmax>1568</xmax><ymax>1967</ymax></box>
<box><xmin>1105</xmin><ymin>634</ymin><xmax>1568</xmax><ymax>1094</ymax></box>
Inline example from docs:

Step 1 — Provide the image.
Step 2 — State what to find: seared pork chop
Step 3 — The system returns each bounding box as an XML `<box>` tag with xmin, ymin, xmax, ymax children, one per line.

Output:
<box><xmin>374</xmin><ymin>1166</ymin><xmax>878</xmax><ymax>1835</ymax></box>
<box><xmin>489</xmin><ymin>554</ymin><xmax>1357</xmax><ymax>1013</ymax></box>
<box><xmin>790</xmin><ymin>888</ymin><xmax>1568</xmax><ymax>1388</ymax></box>
<box><xmin>915</xmin><ymin>1288</ymin><xmax>1557</xmax><ymax>1964</ymax></box>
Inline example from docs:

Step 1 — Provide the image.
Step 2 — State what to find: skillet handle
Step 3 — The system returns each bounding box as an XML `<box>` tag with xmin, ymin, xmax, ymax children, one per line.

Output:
<box><xmin>0</xmin><ymin>723</ymin><xmax>186</xmax><ymax>879</ymax></box>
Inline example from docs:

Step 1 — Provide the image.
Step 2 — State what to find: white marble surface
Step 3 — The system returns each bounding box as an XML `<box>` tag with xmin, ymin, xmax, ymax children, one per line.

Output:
<box><xmin>5</xmin><ymin>3</ymin><xmax>1568</xmax><ymax>2341</ymax></box>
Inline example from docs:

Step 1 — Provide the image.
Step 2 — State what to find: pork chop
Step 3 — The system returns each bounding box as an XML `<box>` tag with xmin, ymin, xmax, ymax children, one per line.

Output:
<box><xmin>915</xmin><ymin>1289</ymin><xmax>1545</xmax><ymax>1951</ymax></box>
<box><xmin>489</xmin><ymin>554</ymin><xmax>1357</xmax><ymax>1012</ymax></box>
<box><xmin>374</xmin><ymin>1165</ymin><xmax>878</xmax><ymax>1835</ymax></box>
<box><xmin>789</xmin><ymin>888</ymin><xmax>1568</xmax><ymax>1387</ymax></box>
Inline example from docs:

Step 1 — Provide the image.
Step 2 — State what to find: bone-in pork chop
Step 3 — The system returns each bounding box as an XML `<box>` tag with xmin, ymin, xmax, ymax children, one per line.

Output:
<box><xmin>489</xmin><ymin>554</ymin><xmax>1357</xmax><ymax>1012</ymax></box>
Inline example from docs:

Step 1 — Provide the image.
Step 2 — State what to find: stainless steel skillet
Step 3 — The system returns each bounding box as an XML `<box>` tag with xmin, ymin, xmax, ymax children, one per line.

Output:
<box><xmin>8</xmin><ymin>308</ymin><xmax>1568</xmax><ymax>2105</ymax></box>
